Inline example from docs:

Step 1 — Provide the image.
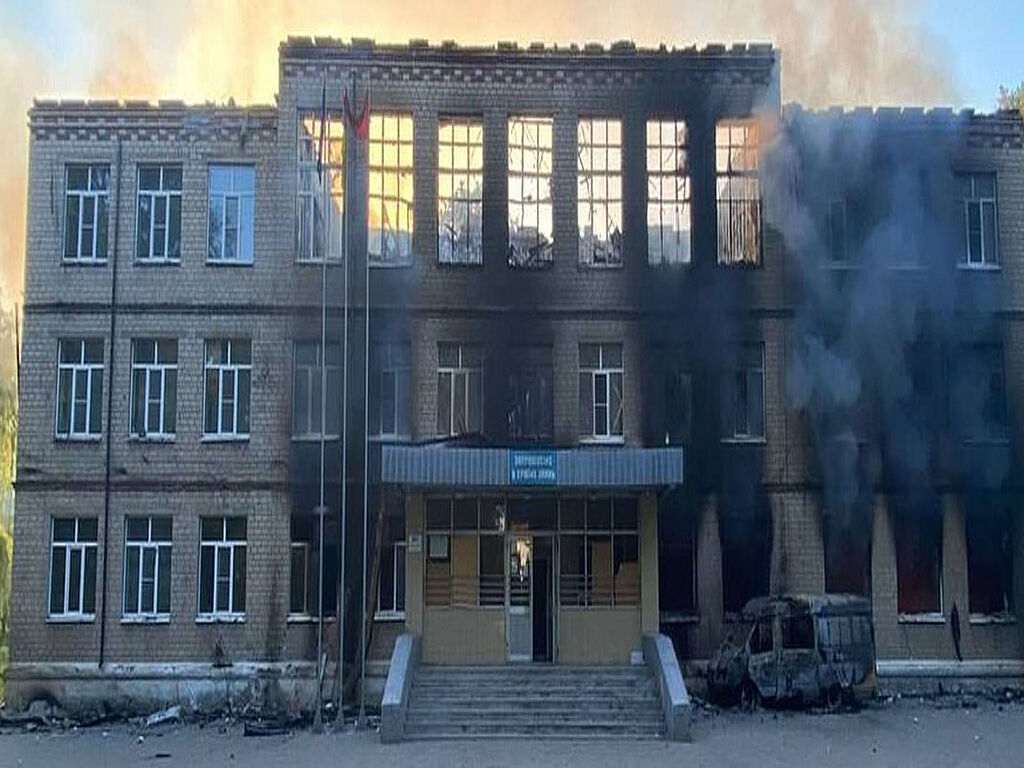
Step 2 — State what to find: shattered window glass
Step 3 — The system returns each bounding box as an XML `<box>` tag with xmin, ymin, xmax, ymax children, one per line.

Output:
<box><xmin>578</xmin><ymin>344</ymin><xmax>624</xmax><ymax>440</ymax></box>
<box><xmin>368</xmin><ymin>113</ymin><xmax>414</xmax><ymax>266</ymax></box>
<box><xmin>297</xmin><ymin>111</ymin><xmax>345</xmax><ymax>262</ymax></box>
<box><xmin>508</xmin><ymin>116</ymin><xmax>553</xmax><ymax>268</ymax></box>
<box><xmin>438</xmin><ymin>118</ymin><xmax>483</xmax><ymax>265</ymax></box>
<box><xmin>578</xmin><ymin>118</ymin><xmax>622</xmax><ymax>266</ymax></box>
<box><xmin>716</xmin><ymin>120</ymin><xmax>761</xmax><ymax>266</ymax></box>
<box><xmin>646</xmin><ymin>120</ymin><xmax>691</xmax><ymax>265</ymax></box>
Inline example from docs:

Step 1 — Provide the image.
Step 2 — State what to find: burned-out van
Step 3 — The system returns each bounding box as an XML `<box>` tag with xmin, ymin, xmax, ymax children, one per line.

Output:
<box><xmin>707</xmin><ymin>594</ymin><xmax>876</xmax><ymax>709</ymax></box>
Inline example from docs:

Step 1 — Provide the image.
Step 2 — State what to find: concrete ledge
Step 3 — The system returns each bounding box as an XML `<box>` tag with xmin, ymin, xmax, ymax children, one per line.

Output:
<box><xmin>380</xmin><ymin>634</ymin><xmax>420</xmax><ymax>744</ymax></box>
<box><xmin>643</xmin><ymin>633</ymin><xmax>691</xmax><ymax>742</ymax></box>
<box><xmin>876</xmin><ymin>659</ymin><xmax>1024</xmax><ymax>697</ymax></box>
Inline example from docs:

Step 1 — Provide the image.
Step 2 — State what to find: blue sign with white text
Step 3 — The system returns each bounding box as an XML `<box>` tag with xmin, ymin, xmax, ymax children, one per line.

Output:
<box><xmin>509</xmin><ymin>450</ymin><xmax>557</xmax><ymax>485</ymax></box>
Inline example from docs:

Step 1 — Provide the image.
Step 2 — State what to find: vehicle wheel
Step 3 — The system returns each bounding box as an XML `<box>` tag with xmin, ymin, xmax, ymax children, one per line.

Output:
<box><xmin>740</xmin><ymin>681</ymin><xmax>761</xmax><ymax>712</ymax></box>
<box><xmin>825</xmin><ymin>685</ymin><xmax>843</xmax><ymax>711</ymax></box>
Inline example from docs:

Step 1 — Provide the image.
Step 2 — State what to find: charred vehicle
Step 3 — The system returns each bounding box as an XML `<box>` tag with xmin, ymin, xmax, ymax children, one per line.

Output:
<box><xmin>707</xmin><ymin>594</ymin><xmax>876</xmax><ymax>709</ymax></box>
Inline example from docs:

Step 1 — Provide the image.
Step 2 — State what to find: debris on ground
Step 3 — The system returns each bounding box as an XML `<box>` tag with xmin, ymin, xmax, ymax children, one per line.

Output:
<box><xmin>145</xmin><ymin>706</ymin><xmax>182</xmax><ymax>728</ymax></box>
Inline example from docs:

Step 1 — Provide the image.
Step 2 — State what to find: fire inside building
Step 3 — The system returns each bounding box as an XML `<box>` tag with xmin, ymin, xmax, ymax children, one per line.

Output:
<box><xmin>6</xmin><ymin>37</ymin><xmax>1024</xmax><ymax>739</ymax></box>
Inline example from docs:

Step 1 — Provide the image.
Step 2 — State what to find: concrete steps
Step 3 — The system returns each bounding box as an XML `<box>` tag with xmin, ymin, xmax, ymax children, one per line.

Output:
<box><xmin>405</xmin><ymin>665</ymin><xmax>666</xmax><ymax>740</ymax></box>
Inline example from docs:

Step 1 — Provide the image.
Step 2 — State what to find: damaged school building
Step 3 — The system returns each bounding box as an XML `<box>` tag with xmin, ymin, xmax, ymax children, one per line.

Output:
<box><xmin>6</xmin><ymin>35</ymin><xmax>1024</xmax><ymax>735</ymax></box>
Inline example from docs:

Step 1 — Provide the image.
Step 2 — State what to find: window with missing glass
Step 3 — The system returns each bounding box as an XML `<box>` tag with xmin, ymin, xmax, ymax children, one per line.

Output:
<box><xmin>49</xmin><ymin>517</ymin><xmax>98</xmax><ymax>618</ymax></box>
<box><xmin>716</xmin><ymin>120</ymin><xmax>761</xmax><ymax>266</ymax></box>
<box><xmin>558</xmin><ymin>497</ymin><xmax>639</xmax><ymax>608</ymax></box>
<box><xmin>292</xmin><ymin>341</ymin><xmax>341</xmax><ymax>439</ymax></box>
<box><xmin>369</xmin><ymin>113</ymin><xmax>414</xmax><ymax>266</ymax></box>
<box><xmin>136</xmin><ymin>165</ymin><xmax>182</xmax><ymax>262</ymax></box>
<box><xmin>437</xmin><ymin>343</ymin><xmax>482</xmax><ymax>436</ymax></box>
<box><xmin>646</xmin><ymin>119</ymin><xmax>691</xmax><ymax>265</ymax></box>
<box><xmin>207</xmin><ymin>165</ymin><xmax>255</xmax><ymax>263</ymax></box>
<box><xmin>952</xmin><ymin>344</ymin><xmax>1008</xmax><ymax>443</ymax></box>
<box><xmin>289</xmin><ymin>514</ymin><xmax>337</xmax><ymax>618</ymax></box>
<box><xmin>578</xmin><ymin>343</ymin><xmax>623</xmax><ymax>440</ymax></box>
<box><xmin>438</xmin><ymin>118</ymin><xmax>483</xmax><ymax>265</ymax></box>
<box><xmin>727</xmin><ymin>343</ymin><xmax>765</xmax><ymax>441</ymax></box>
<box><xmin>123</xmin><ymin>516</ymin><xmax>172</xmax><ymax>618</ymax></box>
<box><xmin>578</xmin><ymin>118</ymin><xmax>622</xmax><ymax>266</ymax></box>
<box><xmin>198</xmin><ymin>516</ymin><xmax>246</xmax><ymax>618</ymax></box>
<box><xmin>56</xmin><ymin>338</ymin><xmax>104</xmax><ymax>440</ymax></box>
<box><xmin>370</xmin><ymin>343</ymin><xmax>412</xmax><ymax>439</ymax></box>
<box><xmin>955</xmin><ymin>172</ymin><xmax>998</xmax><ymax>267</ymax></box>
<box><xmin>966</xmin><ymin>499</ymin><xmax>1014</xmax><ymax>618</ymax></box>
<box><xmin>894</xmin><ymin>507</ymin><xmax>942</xmax><ymax>616</ymax></box>
<box><xmin>130</xmin><ymin>339</ymin><xmax>177</xmax><ymax>439</ymax></box>
<box><xmin>377</xmin><ymin>514</ymin><xmax>406</xmax><ymax>618</ymax></box>
<box><xmin>203</xmin><ymin>339</ymin><xmax>251</xmax><ymax>438</ymax></box>
<box><xmin>297</xmin><ymin>112</ymin><xmax>345</xmax><ymax>262</ymax></box>
<box><xmin>507</xmin><ymin>346</ymin><xmax>553</xmax><ymax>441</ymax></box>
<box><xmin>64</xmin><ymin>165</ymin><xmax>110</xmax><ymax>262</ymax></box>
<box><xmin>508</xmin><ymin>116</ymin><xmax>553</xmax><ymax>268</ymax></box>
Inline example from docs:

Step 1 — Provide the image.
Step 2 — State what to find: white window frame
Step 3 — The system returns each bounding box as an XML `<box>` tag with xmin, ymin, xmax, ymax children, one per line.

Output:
<box><xmin>297</xmin><ymin>111</ymin><xmax>345</xmax><ymax>263</ymax></box>
<box><xmin>207</xmin><ymin>165</ymin><xmax>255</xmax><ymax>264</ymax></box>
<box><xmin>291</xmin><ymin>341</ymin><xmax>341</xmax><ymax>440</ymax></box>
<box><xmin>368</xmin><ymin>113</ymin><xmax>414</xmax><ymax>267</ymax></box>
<box><xmin>130</xmin><ymin>339</ymin><xmax>177</xmax><ymax>440</ymax></box>
<box><xmin>437</xmin><ymin>343</ymin><xmax>482</xmax><ymax>436</ymax></box>
<box><xmin>577</xmin><ymin>117</ymin><xmax>623</xmax><ymax>267</ymax></box>
<box><xmin>376</xmin><ymin>539</ymin><xmax>406</xmax><ymax>619</ymax></box>
<box><xmin>55</xmin><ymin>338</ymin><xmax>104</xmax><ymax>440</ymax></box>
<box><xmin>438</xmin><ymin>117</ymin><xmax>484</xmax><ymax>265</ymax></box>
<box><xmin>372</xmin><ymin>343</ymin><xmax>412</xmax><ymax>439</ymax></box>
<box><xmin>136</xmin><ymin>165</ymin><xmax>182</xmax><ymax>262</ymax></box>
<box><xmin>646</xmin><ymin>119</ymin><xmax>691</xmax><ymax>266</ymax></box>
<box><xmin>48</xmin><ymin>517</ymin><xmax>98</xmax><ymax>620</ymax></box>
<box><xmin>64</xmin><ymin>165</ymin><xmax>110</xmax><ymax>263</ymax></box>
<box><xmin>716</xmin><ymin>120</ymin><xmax>762</xmax><ymax>266</ymax></box>
<box><xmin>122</xmin><ymin>516</ymin><xmax>172</xmax><ymax>620</ymax></box>
<box><xmin>579</xmin><ymin>344</ymin><xmax>624</xmax><ymax>442</ymax></box>
<box><xmin>289</xmin><ymin>540</ymin><xmax>311</xmax><ymax>617</ymax></box>
<box><xmin>197</xmin><ymin>516</ymin><xmax>246</xmax><ymax>620</ymax></box>
<box><xmin>726</xmin><ymin>343</ymin><xmax>766</xmax><ymax>442</ymax></box>
<box><xmin>508</xmin><ymin>116</ymin><xmax>554</xmax><ymax>268</ymax></box>
<box><xmin>203</xmin><ymin>339</ymin><xmax>252</xmax><ymax>439</ymax></box>
<box><xmin>956</xmin><ymin>172</ymin><xmax>999</xmax><ymax>268</ymax></box>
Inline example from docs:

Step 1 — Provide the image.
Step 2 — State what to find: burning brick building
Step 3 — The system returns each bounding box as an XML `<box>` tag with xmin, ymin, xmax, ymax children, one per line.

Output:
<box><xmin>6</xmin><ymin>37</ymin><xmax>1024</xmax><ymax>720</ymax></box>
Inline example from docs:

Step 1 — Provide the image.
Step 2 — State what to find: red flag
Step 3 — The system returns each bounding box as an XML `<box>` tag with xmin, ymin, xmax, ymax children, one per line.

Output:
<box><xmin>344</xmin><ymin>89</ymin><xmax>369</xmax><ymax>140</ymax></box>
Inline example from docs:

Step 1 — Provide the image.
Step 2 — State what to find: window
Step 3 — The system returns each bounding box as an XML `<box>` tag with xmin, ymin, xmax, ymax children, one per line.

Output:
<box><xmin>782</xmin><ymin>613</ymin><xmax>816</xmax><ymax>649</ymax></box>
<box><xmin>207</xmin><ymin>165</ymin><xmax>255</xmax><ymax>263</ymax></box>
<box><xmin>508</xmin><ymin>116</ymin><xmax>553</xmax><ymax>268</ymax></box>
<box><xmin>716</xmin><ymin>120</ymin><xmax>761</xmax><ymax>265</ymax></box>
<box><xmin>651</xmin><ymin>368</ymin><xmax>692</xmax><ymax>446</ymax></box>
<box><xmin>56</xmin><ymin>338</ymin><xmax>104</xmax><ymax>439</ymax></box>
<box><xmin>292</xmin><ymin>341</ymin><xmax>341</xmax><ymax>439</ymax></box>
<box><xmin>659</xmin><ymin>501</ymin><xmax>697</xmax><ymax>618</ymax></box>
<box><xmin>558</xmin><ymin>497</ymin><xmax>639</xmax><ymax>608</ymax></box>
<box><xmin>577</xmin><ymin>118</ymin><xmax>622</xmax><ymax>266</ymax></box>
<box><xmin>438</xmin><ymin>118</ymin><xmax>483</xmax><ymax>265</ymax></box>
<box><xmin>64</xmin><ymin>165</ymin><xmax>110</xmax><ymax>262</ymax></box>
<box><xmin>578</xmin><ymin>343</ymin><xmax>623</xmax><ymax>440</ymax></box>
<box><xmin>289</xmin><ymin>515</ymin><xmax>337</xmax><ymax>617</ymax></box>
<box><xmin>824</xmin><ymin>512</ymin><xmax>871</xmax><ymax>596</ymax></box>
<box><xmin>720</xmin><ymin>506</ymin><xmax>771</xmax><ymax>614</ymax></box>
<box><xmin>437</xmin><ymin>343</ymin><xmax>482</xmax><ymax>436</ymax></box>
<box><xmin>955</xmin><ymin>172</ymin><xmax>998</xmax><ymax>267</ymax></box>
<box><xmin>198</xmin><ymin>516</ymin><xmax>246</xmax><ymax>618</ymax></box>
<box><xmin>370</xmin><ymin>343</ymin><xmax>411</xmax><ymax>439</ymax></box>
<box><xmin>49</xmin><ymin>517</ymin><xmax>98</xmax><ymax>618</ymax></box>
<box><xmin>507</xmin><ymin>346</ymin><xmax>553</xmax><ymax>441</ymax></box>
<box><xmin>894</xmin><ymin>508</ymin><xmax>942</xmax><ymax>616</ymax></box>
<box><xmin>953</xmin><ymin>345</ymin><xmax>1008</xmax><ymax>442</ymax></box>
<box><xmin>966</xmin><ymin>499</ymin><xmax>1014</xmax><ymax>617</ymax></box>
<box><xmin>750</xmin><ymin>618</ymin><xmax>773</xmax><ymax>654</ymax></box>
<box><xmin>136</xmin><ymin>165</ymin><xmax>182</xmax><ymax>262</ymax></box>
<box><xmin>727</xmin><ymin>344</ymin><xmax>765</xmax><ymax>440</ymax></box>
<box><xmin>123</xmin><ymin>516</ymin><xmax>172</xmax><ymax>618</ymax></box>
<box><xmin>130</xmin><ymin>339</ymin><xmax>177</xmax><ymax>439</ymax></box>
<box><xmin>646</xmin><ymin>119</ymin><xmax>691</xmax><ymax>265</ymax></box>
<box><xmin>368</xmin><ymin>113</ymin><xmax>414</xmax><ymax>266</ymax></box>
<box><xmin>377</xmin><ymin>514</ymin><xmax>406</xmax><ymax>618</ymax></box>
<box><xmin>297</xmin><ymin>112</ymin><xmax>344</xmax><ymax>262</ymax></box>
<box><xmin>203</xmin><ymin>339</ymin><xmax>251</xmax><ymax>438</ymax></box>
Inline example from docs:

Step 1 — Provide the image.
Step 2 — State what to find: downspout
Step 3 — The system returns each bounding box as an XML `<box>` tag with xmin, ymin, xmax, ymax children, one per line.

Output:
<box><xmin>99</xmin><ymin>136</ymin><xmax>123</xmax><ymax>667</ymax></box>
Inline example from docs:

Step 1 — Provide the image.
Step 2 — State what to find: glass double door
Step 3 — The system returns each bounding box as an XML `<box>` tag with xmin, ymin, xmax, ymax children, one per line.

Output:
<box><xmin>505</xmin><ymin>534</ymin><xmax>555</xmax><ymax>663</ymax></box>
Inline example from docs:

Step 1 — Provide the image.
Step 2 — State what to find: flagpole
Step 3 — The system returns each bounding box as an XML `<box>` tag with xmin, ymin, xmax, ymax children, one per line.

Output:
<box><xmin>314</xmin><ymin>75</ymin><xmax>328</xmax><ymax>733</ymax></box>
<box><xmin>358</xmin><ymin>80</ymin><xmax>371</xmax><ymax>727</ymax></box>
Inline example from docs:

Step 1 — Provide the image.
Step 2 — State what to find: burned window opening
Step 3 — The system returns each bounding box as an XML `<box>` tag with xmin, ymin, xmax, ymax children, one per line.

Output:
<box><xmin>716</xmin><ymin>120</ymin><xmax>761</xmax><ymax>266</ymax></box>
<box><xmin>508</xmin><ymin>116</ymin><xmax>554</xmax><ymax>268</ymax></box>
<box><xmin>368</xmin><ymin>113</ymin><xmax>414</xmax><ymax>266</ymax></box>
<box><xmin>720</xmin><ymin>507</ymin><xmax>771</xmax><ymax>615</ymax></box>
<box><xmin>658</xmin><ymin>497</ymin><xmax>697</xmax><ymax>619</ymax></box>
<box><xmin>438</xmin><ymin>117</ymin><xmax>483</xmax><ymax>265</ymax></box>
<box><xmin>646</xmin><ymin>119</ymin><xmax>691</xmax><ymax>265</ymax></box>
<box><xmin>965</xmin><ymin>498</ymin><xmax>1014</xmax><ymax>618</ymax></box>
<box><xmin>577</xmin><ymin>118</ymin><xmax>623</xmax><ymax>266</ymax></box>
<box><xmin>506</xmin><ymin>346</ymin><xmax>553</xmax><ymax>441</ymax></box>
<box><xmin>823</xmin><ymin>511</ymin><xmax>871</xmax><ymax>597</ymax></box>
<box><xmin>894</xmin><ymin>505</ymin><xmax>942</xmax><ymax>617</ymax></box>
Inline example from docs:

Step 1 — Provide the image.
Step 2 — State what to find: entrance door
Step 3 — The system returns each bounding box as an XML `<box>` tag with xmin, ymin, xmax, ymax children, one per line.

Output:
<box><xmin>506</xmin><ymin>535</ymin><xmax>532</xmax><ymax>662</ymax></box>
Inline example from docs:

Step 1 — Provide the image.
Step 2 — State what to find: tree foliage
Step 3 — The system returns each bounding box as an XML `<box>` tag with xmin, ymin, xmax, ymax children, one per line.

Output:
<box><xmin>997</xmin><ymin>82</ymin><xmax>1024</xmax><ymax>117</ymax></box>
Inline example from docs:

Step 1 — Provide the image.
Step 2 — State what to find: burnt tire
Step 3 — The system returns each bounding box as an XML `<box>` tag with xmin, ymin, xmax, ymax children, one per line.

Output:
<box><xmin>825</xmin><ymin>685</ymin><xmax>843</xmax><ymax>711</ymax></box>
<box><xmin>740</xmin><ymin>681</ymin><xmax>762</xmax><ymax>712</ymax></box>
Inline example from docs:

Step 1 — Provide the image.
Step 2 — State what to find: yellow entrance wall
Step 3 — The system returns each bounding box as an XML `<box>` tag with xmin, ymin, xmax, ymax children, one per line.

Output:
<box><xmin>423</xmin><ymin>608</ymin><xmax>506</xmax><ymax>663</ymax></box>
<box><xmin>559</xmin><ymin>607</ymin><xmax>642</xmax><ymax>663</ymax></box>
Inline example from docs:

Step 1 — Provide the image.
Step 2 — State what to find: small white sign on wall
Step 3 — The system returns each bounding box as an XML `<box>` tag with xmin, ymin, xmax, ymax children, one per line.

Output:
<box><xmin>407</xmin><ymin>534</ymin><xmax>422</xmax><ymax>554</ymax></box>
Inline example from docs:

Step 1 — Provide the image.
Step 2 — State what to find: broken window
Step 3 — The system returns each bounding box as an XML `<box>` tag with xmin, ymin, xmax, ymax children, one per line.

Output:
<box><xmin>658</xmin><ymin>498</ymin><xmax>697</xmax><ymax>619</ymax></box>
<box><xmin>199</xmin><ymin>516</ymin><xmax>246</xmax><ymax>618</ymax></box>
<box><xmin>716</xmin><ymin>120</ymin><xmax>761</xmax><ymax>266</ymax></box>
<box><xmin>826</xmin><ymin>197</ymin><xmax>847</xmax><ymax>264</ymax></box>
<box><xmin>289</xmin><ymin>515</ymin><xmax>336</xmax><ymax>617</ymax></box>
<box><xmin>894</xmin><ymin>506</ymin><xmax>942</xmax><ymax>616</ymax></box>
<box><xmin>377</xmin><ymin>512</ymin><xmax>406</xmax><ymax>617</ymax></box>
<box><xmin>208</xmin><ymin>165</ymin><xmax>254</xmax><ymax>263</ymax></box>
<box><xmin>370</xmin><ymin>343</ymin><xmax>412</xmax><ymax>439</ymax></box>
<box><xmin>130</xmin><ymin>339</ymin><xmax>177</xmax><ymax>439</ymax></box>
<box><xmin>437</xmin><ymin>343</ymin><xmax>482</xmax><ymax>436</ymax></box>
<box><xmin>479</xmin><ymin>533</ymin><xmax>504</xmax><ymax>608</ymax></box>
<box><xmin>720</xmin><ymin>506</ymin><xmax>770</xmax><ymax>614</ymax></box>
<box><xmin>952</xmin><ymin>344</ymin><xmax>1008</xmax><ymax>443</ymax></box>
<box><xmin>646</xmin><ymin>119</ymin><xmax>691</xmax><ymax>265</ymax></box>
<box><xmin>782</xmin><ymin>612</ymin><xmax>815</xmax><ymax>649</ymax></box>
<box><xmin>823</xmin><ymin>511</ymin><xmax>871</xmax><ymax>596</ymax></box>
<box><xmin>726</xmin><ymin>343</ymin><xmax>765</xmax><ymax>440</ymax></box>
<box><xmin>507</xmin><ymin>346</ymin><xmax>553</xmax><ymax>441</ymax></box>
<box><xmin>49</xmin><ymin>517</ymin><xmax>98</xmax><ymax>618</ymax></box>
<box><xmin>650</xmin><ymin>368</ymin><xmax>692</xmax><ymax>446</ymax></box>
<box><xmin>438</xmin><ymin>117</ymin><xmax>483</xmax><ymax>264</ymax></box>
<box><xmin>577</xmin><ymin>118</ymin><xmax>623</xmax><ymax>266</ymax></box>
<box><xmin>56</xmin><ymin>338</ymin><xmax>104</xmax><ymax>439</ymax></box>
<box><xmin>204</xmin><ymin>339</ymin><xmax>251</xmax><ymax>438</ymax></box>
<box><xmin>297</xmin><ymin>111</ymin><xmax>344</xmax><ymax>262</ymax></box>
<box><xmin>123</xmin><ymin>516</ymin><xmax>171</xmax><ymax>618</ymax></box>
<box><xmin>64</xmin><ymin>165</ymin><xmax>109</xmax><ymax>262</ymax></box>
<box><xmin>955</xmin><ymin>172</ymin><xmax>998</xmax><ymax>267</ymax></box>
<box><xmin>136</xmin><ymin>165</ymin><xmax>182</xmax><ymax>262</ymax></box>
<box><xmin>508</xmin><ymin>116</ymin><xmax>553</xmax><ymax>268</ymax></box>
<box><xmin>368</xmin><ymin>113</ymin><xmax>414</xmax><ymax>265</ymax></box>
<box><xmin>966</xmin><ymin>498</ymin><xmax>1014</xmax><ymax>617</ymax></box>
<box><xmin>558</xmin><ymin>497</ymin><xmax>638</xmax><ymax>608</ymax></box>
<box><xmin>578</xmin><ymin>343</ymin><xmax>624</xmax><ymax>440</ymax></box>
<box><xmin>292</xmin><ymin>341</ymin><xmax>341</xmax><ymax>439</ymax></box>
